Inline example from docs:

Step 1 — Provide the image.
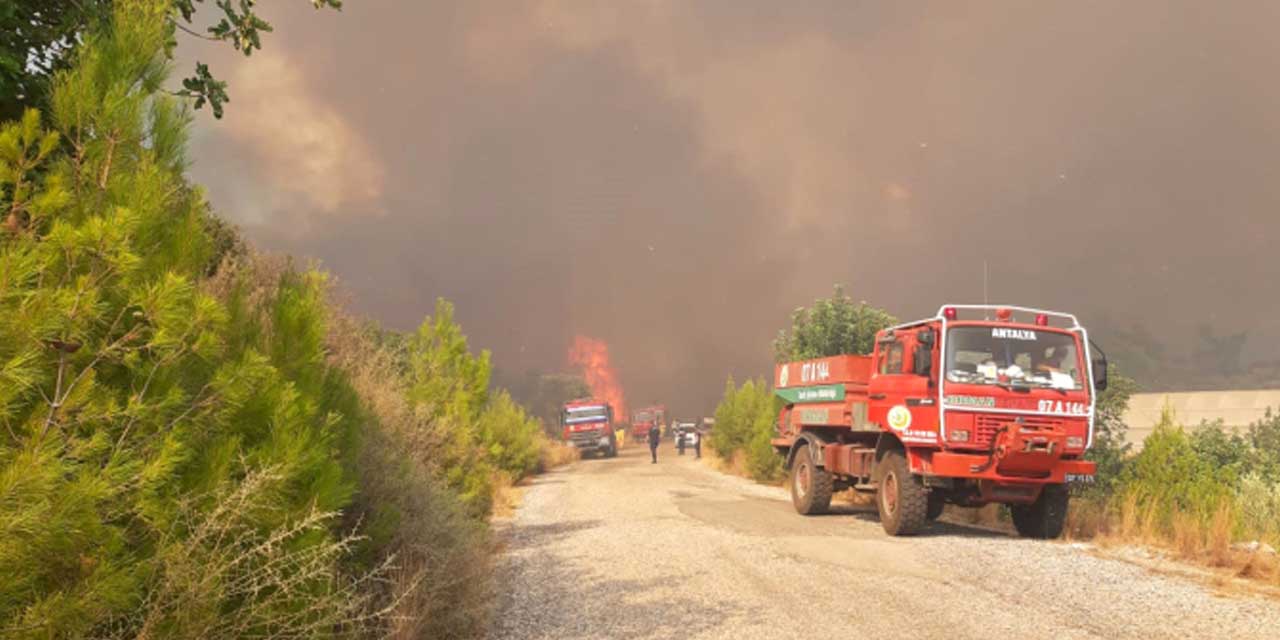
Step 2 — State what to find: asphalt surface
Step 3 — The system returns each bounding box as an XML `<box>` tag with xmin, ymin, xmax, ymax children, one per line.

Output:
<box><xmin>491</xmin><ymin>445</ymin><xmax>1280</xmax><ymax>640</ymax></box>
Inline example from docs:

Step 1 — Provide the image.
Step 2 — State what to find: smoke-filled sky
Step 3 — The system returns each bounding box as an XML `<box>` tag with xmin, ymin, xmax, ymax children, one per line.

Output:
<box><xmin>182</xmin><ymin>1</ymin><xmax>1280</xmax><ymax>418</ymax></box>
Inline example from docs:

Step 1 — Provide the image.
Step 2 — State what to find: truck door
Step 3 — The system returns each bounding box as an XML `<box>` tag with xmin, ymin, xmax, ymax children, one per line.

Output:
<box><xmin>869</xmin><ymin>332</ymin><xmax>933</xmax><ymax>440</ymax></box>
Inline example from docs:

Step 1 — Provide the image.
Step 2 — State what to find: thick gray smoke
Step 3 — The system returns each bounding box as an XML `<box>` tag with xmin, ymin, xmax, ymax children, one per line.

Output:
<box><xmin>182</xmin><ymin>1</ymin><xmax>1280</xmax><ymax>418</ymax></box>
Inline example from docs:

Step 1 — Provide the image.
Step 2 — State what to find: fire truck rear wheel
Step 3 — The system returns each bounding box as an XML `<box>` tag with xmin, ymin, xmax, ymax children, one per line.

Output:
<box><xmin>1011</xmin><ymin>483</ymin><xmax>1069</xmax><ymax>539</ymax></box>
<box><xmin>876</xmin><ymin>450</ymin><xmax>929</xmax><ymax>536</ymax></box>
<box><xmin>790</xmin><ymin>445</ymin><xmax>833</xmax><ymax>515</ymax></box>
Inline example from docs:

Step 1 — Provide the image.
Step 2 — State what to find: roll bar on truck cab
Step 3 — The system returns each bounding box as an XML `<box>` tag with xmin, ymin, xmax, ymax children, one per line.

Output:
<box><xmin>771</xmin><ymin>305</ymin><xmax>1107</xmax><ymax>538</ymax></box>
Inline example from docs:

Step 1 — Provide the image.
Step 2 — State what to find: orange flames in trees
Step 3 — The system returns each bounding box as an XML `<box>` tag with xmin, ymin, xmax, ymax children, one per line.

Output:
<box><xmin>568</xmin><ymin>335</ymin><xmax>627</xmax><ymax>422</ymax></box>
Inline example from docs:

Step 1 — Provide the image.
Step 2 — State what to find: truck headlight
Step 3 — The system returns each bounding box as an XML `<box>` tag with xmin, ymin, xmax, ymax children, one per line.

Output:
<box><xmin>1067</xmin><ymin>436</ymin><xmax>1084</xmax><ymax>448</ymax></box>
<box><xmin>948</xmin><ymin>430</ymin><xmax>971</xmax><ymax>443</ymax></box>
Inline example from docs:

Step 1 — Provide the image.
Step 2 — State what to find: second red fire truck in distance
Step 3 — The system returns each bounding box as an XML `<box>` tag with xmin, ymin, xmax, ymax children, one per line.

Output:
<box><xmin>561</xmin><ymin>399</ymin><xmax>618</xmax><ymax>458</ymax></box>
<box><xmin>630</xmin><ymin>405</ymin><xmax>666</xmax><ymax>445</ymax></box>
<box><xmin>772</xmin><ymin>305</ymin><xmax>1107</xmax><ymax>538</ymax></box>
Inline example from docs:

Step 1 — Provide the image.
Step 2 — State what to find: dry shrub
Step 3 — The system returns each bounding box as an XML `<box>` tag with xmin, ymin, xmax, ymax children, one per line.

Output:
<box><xmin>941</xmin><ymin>503</ymin><xmax>1006</xmax><ymax>528</ymax></box>
<box><xmin>327</xmin><ymin>312</ymin><xmax>494</xmax><ymax>639</ymax></box>
<box><xmin>1171</xmin><ymin>510</ymin><xmax>1203</xmax><ymax>560</ymax></box>
<box><xmin>539</xmin><ymin>439</ymin><xmax>579</xmax><ymax>470</ymax></box>
<box><xmin>116</xmin><ymin>469</ymin><xmax>391</xmax><ymax>639</ymax></box>
<box><xmin>1064</xmin><ymin>496</ymin><xmax>1110</xmax><ymax>541</ymax></box>
<box><xmin>491</xmin><ymin>472</ymin><xmax>523</xmax><ymax>520</ymax></box>
<box><xmin>836</xmin><ymin>488</ymin><xmax>875</xmax><ymax>507</ymax></box>
<box><xmin>1116</xmin><ymin>492</ymin><xmax>1141</xmax><ymax>540</ymax></box>
<box><xmin>1207</xmin><ymin>502</ymin><xmax>1235</xmax><ymax>567</ymax></box>
<box><xmin>1236</xmin><ymin>551</ymin><xmax>1280</xmax><ymax>582</ymax></box>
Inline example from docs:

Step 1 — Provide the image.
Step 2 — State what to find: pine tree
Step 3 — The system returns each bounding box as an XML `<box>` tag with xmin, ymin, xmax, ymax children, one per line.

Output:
<box><xmin>0</xmin><ymin>2</ymin><xmax>372</xmax><ymax>635</ymax></box>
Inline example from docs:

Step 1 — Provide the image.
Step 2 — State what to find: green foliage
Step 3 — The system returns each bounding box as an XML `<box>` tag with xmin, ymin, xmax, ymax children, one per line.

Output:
<box><xmin>479</xmin><ymin>389</ymin><xmax>545</xmax><ymax>481</ymax></box>
<box><xmin>496</xmin><ymin>369</ymin><xmax>591</xmax><ymax>436</ymax></box>
<box><xmin>1189</xmin><ymin>420</ymin><xmax>1250</xmax><ymax>474</ymax></box>
<box><xmin>1246</xmin><ymin>408</ymin><xmax>1280</xmax><ymax>481</ymax></box>
<box><xmin>406</xmin><ymin>299</ymin><xmax>496</xmax><ymax>516</ymax></box>
<box><xmin>0</xmin><ymin>1</ymin><xmax>112</xmax><ymax>121</ymax></box>
<box><xmin>773</xmin><ymin>285</ymin><xmax>896</xmax><ymax>362</ymax></box>
<box><xmin>1235</xmin><ymin>473</ymin><xmax>1280</xmax><ymax>546</ymax></box>
<box><xmin>1078</xmin><ymin>369</ymin><xmax>1280</xmax><ymax>551</ymax></box>
<box><xmin>0</xmin><ymin>0</ymin><xmax>368</xmax><ymax>628</ymax></box>
<box><xmin>0</xmin><ymin>0</ymin><xmax>341</xmax><ymax>120</ymax></box>
<box><xmin>710</xmin><ymin>377</ymin><xmax>785</xmax><ymax>482</ymax></box>
<box><xmin>1119</xmin><ymin>410</ymin><xmax>1235</xmax><ymax>527</ymax></box>
<box><xmin>1084</xmin><ymin>365</ymin><xmax>1138</xmax><ymax>494</ymax></box>
<box><xmin>0</xmin><ymin>3</ymin><xmax>528</xmax><ymax>636</ymax></box>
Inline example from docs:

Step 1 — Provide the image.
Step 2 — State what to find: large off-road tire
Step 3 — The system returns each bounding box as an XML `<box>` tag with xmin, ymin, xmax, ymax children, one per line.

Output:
<box><xmin>1011</xmin><ymin>483</ymin><xmax>1069</xmax><ymax>539</ymax></box>
<box><xmin>876</xmin><ymin>449</ymin><xmax>929</xmax><ymax>536</ymax></box>
<box><xmin>790</xmin><ymin>445</ymin><xmax>833</xmax><ymax>515</ymax></box>
<box><xmin>927</xmin><ymin>493</ymin><xmax>945</xmax><ymax>521</ymax></box>
<box><xmin>605</xmin><ymin>439</ymin><xmax>618</xmax><ymax>458</ymax></box>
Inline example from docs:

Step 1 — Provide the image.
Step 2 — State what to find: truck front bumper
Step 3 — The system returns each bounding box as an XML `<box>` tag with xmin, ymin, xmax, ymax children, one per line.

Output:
<box><xmin>924</xmin><ymin>452</ymin><xmax>1095</xmax><ymax>485</ymax></box>
<box><xmin>567</xmin><ymin>434</ymin><xmax>613</xmax><ymax>450</ymax></box>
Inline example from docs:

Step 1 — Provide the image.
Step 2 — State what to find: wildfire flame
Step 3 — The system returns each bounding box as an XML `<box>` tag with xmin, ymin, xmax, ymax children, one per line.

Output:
<box><xmin>568</xmin><ymin>335</ymin><xmax>627</xmax><ymax>422</ymax></box>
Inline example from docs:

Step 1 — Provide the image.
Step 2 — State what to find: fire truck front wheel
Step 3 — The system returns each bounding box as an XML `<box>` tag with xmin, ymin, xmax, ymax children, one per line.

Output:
<box><xmin>876</xmin><ymin>450</ymin><xmax>929</xmax><ymax>536</ymax></box>
<box><xmin>790</xmin><ymin>445</ymin><xmax>833</xmax><ymax>515</ymax></box>
<box><xmin>1011</xmin><ymin>484</ymin><xmax>1069</xmax><ymax>539</ymax></box>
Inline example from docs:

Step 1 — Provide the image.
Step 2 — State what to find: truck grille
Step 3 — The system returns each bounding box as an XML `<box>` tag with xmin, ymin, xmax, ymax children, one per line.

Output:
<box><xmin>974</xmin><ymin>414</ymin><xmax>1063</xmax><ymax>447</ymax></box>
<box><xmin>569</xmin><ymin>429</ymin><xmax>604</xmax><ymax>448</ymax></box>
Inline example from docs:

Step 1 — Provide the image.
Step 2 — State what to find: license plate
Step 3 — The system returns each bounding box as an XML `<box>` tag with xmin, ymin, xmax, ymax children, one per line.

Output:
<box><xmin>1065</xmin><ymin>473</ymin><xmax>1095</xmax><ymax>484</ymax></box>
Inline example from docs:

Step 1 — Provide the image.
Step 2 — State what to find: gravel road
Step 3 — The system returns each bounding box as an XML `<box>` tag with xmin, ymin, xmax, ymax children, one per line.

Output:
<box><xmin>491</xmin><ymin>445</ymin><xmax>1280</xmax><ymax>640</ymax></box>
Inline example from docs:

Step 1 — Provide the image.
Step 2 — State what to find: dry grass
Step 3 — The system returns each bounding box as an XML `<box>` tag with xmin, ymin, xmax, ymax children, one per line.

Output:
<box><xmin>325</xmin><ymin>310</ymin><xmax>495</xmax><ymax>639</ymax></box>
<box><xmin>702</xmin><ymin>448</ymin><xmax>752</xmax><ymax>479</ymax></box>
<box><xmin>490</xmin><ymin>472</ymin><xmax>525</xmax><ymax>520</ymax></box>
<box><xmin>1065</xmin><ymin>493</ymin><xmax>1280</xmax><ymax>591</ymax></box>
<box><xmin>941</xmin><ymin>503</ymin><xmax>1007</xmax><ymax>529</ymax></box>
<box><xmin>539</xmin><ymin>439</ymin><xmax>579</xmax><ymax>471</ymax></box>
<box><xmin>834</xmin><ymin>488</ymin><xmax>875</xmax><ymax>507</ymax></box>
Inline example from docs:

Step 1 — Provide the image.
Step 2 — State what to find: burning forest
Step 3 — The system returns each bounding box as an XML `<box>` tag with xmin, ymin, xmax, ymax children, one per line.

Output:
<box><xmin>568</xmin><ymin>335</ymin><xmax>628</xmax><ymax>422</ymax></box>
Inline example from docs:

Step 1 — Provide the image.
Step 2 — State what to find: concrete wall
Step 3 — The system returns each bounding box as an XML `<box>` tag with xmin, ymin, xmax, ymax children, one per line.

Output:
<box><xmin>1122</xmin><ymin>390</ymin><xmax>1280</xmax><ymax>447</ymax></box>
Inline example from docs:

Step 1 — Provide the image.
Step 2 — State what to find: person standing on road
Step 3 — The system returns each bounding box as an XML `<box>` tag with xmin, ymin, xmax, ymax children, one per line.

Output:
<box><xmin>693</xmin><ymin>429</ymin><xmax>701</xmax><ymax>459</ymax></box>
<box><xmin>648</xmin><ymin>423</ymin><xmax>661</xmax><ymax>464</ymax></box>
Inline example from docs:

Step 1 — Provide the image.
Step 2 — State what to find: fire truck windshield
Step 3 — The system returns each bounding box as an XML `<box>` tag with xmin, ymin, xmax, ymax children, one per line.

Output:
<box><xmin>945</xmin><ymin>326</ymin><xmax>1084</xmax><ymax>391</ymax></box>
<box><xmin>564</xmin><ymin>405</ymin><xmax>610</xmax><ymax>424</ymax></box>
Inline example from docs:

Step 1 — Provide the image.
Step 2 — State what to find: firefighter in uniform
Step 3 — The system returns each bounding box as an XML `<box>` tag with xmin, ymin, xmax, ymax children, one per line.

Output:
<box><xmin>648</xmin><ymin>422</ymin><xmax>661</xmax><ymax>463</ymax></box>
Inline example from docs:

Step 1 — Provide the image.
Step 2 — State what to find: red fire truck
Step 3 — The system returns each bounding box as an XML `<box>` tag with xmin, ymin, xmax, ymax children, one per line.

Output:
<box><xmin>772</xmin><ymin>305</ymin><xmax>1106</xmax><ymax>538</ymax></box>
<box><xmin>561</xmin><ymin>399</ymin><xmax>618</xmax><ymax>458</ymax></box>
<box><xmin>630</xmin><ymin>405</ymin><xmax>666</xmax><ymax>444</ymax></box>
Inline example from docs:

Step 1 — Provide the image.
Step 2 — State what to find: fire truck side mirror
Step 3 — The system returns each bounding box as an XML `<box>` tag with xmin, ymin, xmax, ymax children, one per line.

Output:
<box><xmin>1090</xmin><ymin>340</ymin><xmax>1109</xmax><ymax>392</ymax></box>
<box><xmin>912</xmin><ymin>344</ymin><xmax>933</xmax><ymax>378</ymax></box>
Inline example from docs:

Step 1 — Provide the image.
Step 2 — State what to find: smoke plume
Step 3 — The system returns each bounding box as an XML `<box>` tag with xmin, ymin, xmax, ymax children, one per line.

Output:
<box><xmin>181</xmin><ymin>1</ymin><xmax>1280</xmax><ymax>417</ymax></box>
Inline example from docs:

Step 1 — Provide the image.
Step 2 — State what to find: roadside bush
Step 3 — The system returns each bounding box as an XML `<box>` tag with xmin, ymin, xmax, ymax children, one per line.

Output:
<box><xmin>1119</xmin><ymin>410</ymin><xmax>1234</xmax><ymax>529</ymax></box>
<box><xmin>710</xmin><ymin>377</ymin><xmax>784</xmax><ymax>482</ymax></box>
<box><xmin>0</xmin><ymin>4</ymin><xmax>378</xmax><ymax>632</ymax></box>
<box><xmin>1246</xmin><ymin>408</ymin><xmax>1280</xmax><ymax>481</ymax></box>
<box><xmin>0</xmin><ymin>3</ymin><xmax>560</xmax><ymax>636</ymax></box>
<box><xmin>480</xmin><ymin>389</ymin><xmax>545</xmax><ymax>481</ymax></box>
<box><xmin>1083</xmin><ymin>365</ymin><xmax>1138</xmax><ymax>496</ymax></box>
<box><xmin>1236</xmin><ymin>473</ymin><xmax>1280</xmax><ymax>547</ymax></box>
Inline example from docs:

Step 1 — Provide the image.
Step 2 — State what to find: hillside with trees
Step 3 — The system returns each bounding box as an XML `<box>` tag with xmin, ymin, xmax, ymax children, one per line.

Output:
<box><xmin>0</xmin><ymin>2</ymin><xmax>570</xmax><ymax>636</ymax></box>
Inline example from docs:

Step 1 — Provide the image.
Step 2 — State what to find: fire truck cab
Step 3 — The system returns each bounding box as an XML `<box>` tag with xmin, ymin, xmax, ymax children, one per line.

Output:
<box><xmin>561</xmin><ymin>399</ymin><xmax>618</xmax><ymax>458</ymax></box>
<box><xmin>772</xmin><ymin>305</ymin><xmax>1107</xmax><ymax>538</ymax></box>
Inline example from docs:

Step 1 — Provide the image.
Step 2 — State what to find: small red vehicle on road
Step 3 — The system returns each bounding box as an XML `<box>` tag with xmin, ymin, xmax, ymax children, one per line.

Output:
<box><xmin>630</xmin><ymin>405</ymin><xmax>666</xmax><ymax>445</ymax></box>
<box><xmin>772</xmin><ymin>305</ymin><xmax>1106</xmax><ymax>538</ymax></box>
<box><xmin>561</xmin><ymin>399</ymin><xmax>618</xmax><ymax>458</ymax></box>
